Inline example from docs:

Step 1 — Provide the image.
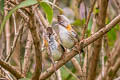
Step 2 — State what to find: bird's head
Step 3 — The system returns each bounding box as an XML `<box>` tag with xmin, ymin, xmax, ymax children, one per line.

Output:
<box><xmin>57</xmin><ymin>15</ymin><xmax>72</xmax><ymax>31</ymax></box>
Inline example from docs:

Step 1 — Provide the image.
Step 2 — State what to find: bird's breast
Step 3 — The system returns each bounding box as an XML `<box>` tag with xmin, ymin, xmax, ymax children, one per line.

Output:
<box><xmin>59</xmin><ymin>32</ymin><xmax>75</xmax><ymax>49</ymax></box>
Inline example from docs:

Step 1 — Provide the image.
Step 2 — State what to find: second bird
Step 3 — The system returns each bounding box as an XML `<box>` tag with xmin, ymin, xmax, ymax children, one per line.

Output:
<box><xmin>46</xmin><ymin>27</ymin><xmax>65</xmax><ymax>61</ymax></box>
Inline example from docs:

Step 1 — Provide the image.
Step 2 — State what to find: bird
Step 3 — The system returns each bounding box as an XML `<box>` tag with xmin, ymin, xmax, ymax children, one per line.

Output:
<box><xmin>56</xmin><ymin>15</ymin><xmax>80</xmax><ymax>49</ymax></box>
<box><xmin>55</xmin><ymin>24</ymin><xmax>75</xmax><ymax>49</ymax></box>
<box><xmin>43</xmin><ymin>27</ymin><xmax>65</xmax><ymax>78</ymax></box>
<box><xmin>44</xmin><ymin>27</ymin><xmax>65</xmax><ymax>61</ymax></box>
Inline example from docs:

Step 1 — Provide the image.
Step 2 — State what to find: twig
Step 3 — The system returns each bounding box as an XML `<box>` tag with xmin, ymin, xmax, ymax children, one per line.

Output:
<box><xmin>101</xmin><ymin>37</ymin><xmax>105</xmax><ymax>77</ymax></box>
<box><xmin>97</xmin><ymin>34</ymin><xmax>120</xmax><ymax>80</ymax></box>
<box><xmin>23</xmin><ymin>31</ymin><xmax>33</xmax><ymax>76</ymax></box>
<box><xmin>0</xmin><ymin>32</ymin><xmax>6</xmax><ymax>60</ymax></box>
<box><xmin>56</xmin><ymin>68</ymin><xmax>62</xmax><ymax>80</ymax></box>
<box><xmin>87</xmin><ymin>1</ymin><xmax>108</xmax><ymax>79</ymax></box>
<box><xmin>82</xmin><ymin>47</ymin><xmax>88</xmax><ymax>80</ymax></box>
<box><xmin>83</xmin><ymin>0</ymin><xmax>87</xmax><ymax>20</ymax></box>
<box><xmin>71</xmin><ymin>58</ymin><xmax>83</xmax><ymax>77</ymax></box>
<box><xmin>81</xmin><ymin>1</ymin><xmax>96</xmax><ymax>79</ymax></box>
<box><xmin>7</xmin><ymin>1</ymin><xmax>29</xmax><ymax>22</ymax></box>
<box><xmin>106</xmin><ymin>57</ymin><xmax>120</xmax><ymax>80</ymax></box>
<box><xmin>52</xmin><ymin>0</ymin><xmax>56</xmax><ymax>8</ymax></box>
<box><xmin>63</xmin><ymin>65</ymin><xmax>80</xmax><ymax>80</ymax></box>
<box><xmin>12</xmin><ymin>13</ymin><xmax>17</xmax><ymax>34</ymax></box>
<box><xmin>4</xmin><ymin>2</ymin><xmax>11</xmax><ymax>56</ymax></box>
<box><xmin>81</xmin><ymin>0</ymin><xmax>96</xmax><ymax>40</ymax></box>
<box><xmin>19</xmin><ymin>23</ymin><xmax>24</xmax><ymax>74</ymax></box>
<box><xmin>0</xmin><ymin>59</ymin><xmax>24</xmax><ymax>79</ymax></box>
<box><xmin>8</xmin><ymin>0</ymin><xmax>30</xmax><ymax>15</ymax></box>
<box><xmin>37</xmin><ymin>9</ymin><xmax>49</xmax><ymax>28</ymax></box>
<box><xmin>72</xmin><ymin>0</ymin><xmax>81</xmax><ymax>19</ymax></box>
<box><xmin>1</xmin><ymin>68</ymin><xmax>14</xmax><ymax>80</ymax></box>
<box><xmin>5</xmin><ymin>19</ymin><xmax>24</xmax><ymax>62</ymax></box>
<box><xmin>0</xmin><ymin>72</ymin><xmax>9</xmax><ymax>80</ymax></box>
<box><xmin>39</xmin><ymin>14</ymin><xmax>120</xmax><ymax>80</ymax></box>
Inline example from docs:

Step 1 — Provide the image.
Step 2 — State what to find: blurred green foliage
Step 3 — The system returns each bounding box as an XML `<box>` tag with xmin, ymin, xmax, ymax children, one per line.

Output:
<box><xmin>0</xmin><ymin>0</ymin><xmax>4</xmax><ymax>15</ymax></box>
<box><xmin>61</xmin><ymin>67</ymin><xmax>76</xmax><ymax>80</ymax></box>
<box><xmin>26</xmin><ymin>71</ymin><xmax>32</xmax><ymax>79</ymax></box>
<box><xmin>72</xmin><ymin>19</ymin><xmax>85</xmax><ymax>27</ymax></box>
<box><xmin>107</xmin><ymin>24</ymin><xmax>119</xmax><ymax>46</ymax></box>
<box><xmin>87</xmin><ymin>18</ymin><xmax>93</xmax><ymax>36</ymax></box>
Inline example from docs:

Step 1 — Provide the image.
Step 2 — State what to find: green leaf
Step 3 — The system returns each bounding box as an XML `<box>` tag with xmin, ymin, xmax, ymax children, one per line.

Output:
<box><xmin>107</xmin><ymin>24</ymin><xmax>120</xmax><ymax>46</ymax></box>
<box><xmin>19</xmin><ymin>78</ymin><xmax>30</xmax><ymax>80</ymax></box>
<box><xmin>72</xmin><ymin>19</ymin><xmax>85</xmax><ymax>27</ymax></box>
<box><xmin>0</xmin><ymin>0</ymin><xmax>37</xmax><ymax>35</ymax></box>
<box><xmin>108</xmin><ymin>69</ymin><xmax>113</xmax><ymax>77</ymax></box>
<box><xmin>40</xmin><ymin>2</ymin><xmax>53</xmax><ymax>24</ymax></box>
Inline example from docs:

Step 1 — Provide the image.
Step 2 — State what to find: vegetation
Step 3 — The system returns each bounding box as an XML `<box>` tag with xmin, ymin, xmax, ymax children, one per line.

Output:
<box><xmin>0</xmin><ymin>0</ymin><xmax>120</xmax><ymax>80</ymax></box>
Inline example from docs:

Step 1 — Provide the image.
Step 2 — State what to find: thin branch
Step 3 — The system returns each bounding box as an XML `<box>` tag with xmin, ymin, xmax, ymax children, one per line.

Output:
<box><xmin>56</xmin><ymin>69</ymin><xmax>62</xmax><ymax>80</ymax></box>
<box><xmin>52</xmin><ymin>0</ymin><xmax>56</xmax><ymax>8</ymax></box>
<box><xmin>39</xmin><ymin>14</ymin><xmax>120</xmax><ymax>80</ymax></box>
<box><xmin>4</xmin><ymin>3</ymin><xmax>11</xmax><ymax>56</ymax></box>
<box><xmin>97</xmin><ymin>33</ymin><xmax>120</xmax><ymax>80</ymax></box>
<box><xmin>0</xmin><ymin>72</ymin><xmax>10</xmax><ymax>80</ymax></box>
<box><xmin>101</xmin><ymin>37</ymin><xmax>105</xmax><ymax>77</ymax></box>
<box><xmin>72</xmin><ymin>0</ymin><xmax>81</xmax><ymax>19</ymax></box>
<box><xmin>71</xmin><ymin>58</ymin><xmax>83</xmax><ymax>77</ymax></box>
<box><xmin>12</xmin><ymin>13</ymin><xmax>17</xmax><ymax>34</ymax></box>
<box><xmin>0</xmin><ymin>32</ymin><xmax>6</xmax><ymax>60</ymax></box>
<box><xmin>83</xmin><ymin>14</ymin><xmax>120</xmax><ymax>47</ymax></box>
<box><xmin>63</xmin><ymin>65</ymin><xmax>80</xmax><ymax>80</ymax></box>
<box><xmin>0</xmin><ymin>59</ymin><xmax>24</xmax><ymax>79</ymax></box>
<box><xmin>82</xmin><ymin>47</ymin><xmax>88</xmax><ymax>80</ymax></box>
<box><xmin>81</xmin><ymin>1</ymin><xmax>96</xmax><ymax>78</ymax></box>
<box><xmin>37</xmin><ymin>9</ymin><xmax>49</xmax><ymax>28</ymax></box>
<box><xmin>23</xmin><ymin>31</ymin><xmax>33</xmax><ymax>76</ymax></box>
<box><xmin>7</xmin><ymin>1</ymin><xmax>29</xmax><ymax>23</ymax></box>
<box><xmin>81</xmin><ymin>0</ymin><xmax>96</xmax><ymax>39</ymax></box>
<box><xmin>0</xmin><ymin>68</ymin><xmax>14</xmax><ymax>80</ymax></box>
<box><xmin>106</xmin><ymin>56</ymin><xmax>120</xmax><ymax>80</ymax></box>
<box><xmin>5</xmin><ymin>19</ymin><xmax>24</xmax><ymax>62</ymax></box>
